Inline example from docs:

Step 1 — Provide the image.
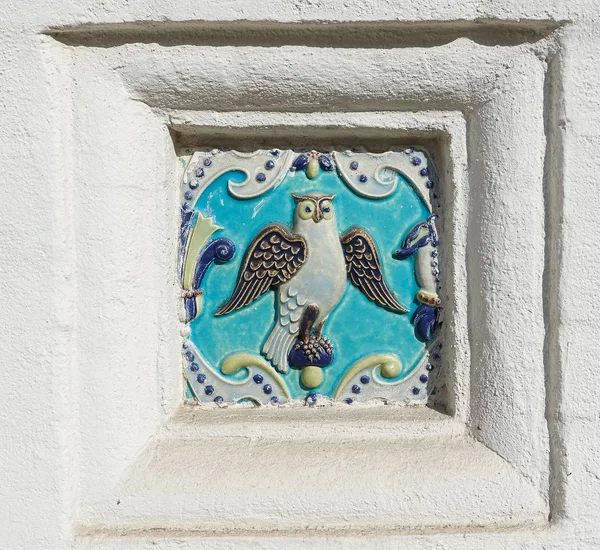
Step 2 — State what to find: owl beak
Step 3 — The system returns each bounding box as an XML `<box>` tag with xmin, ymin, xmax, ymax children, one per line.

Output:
<box><xmin>313</xmin><ymin>209</ymin><xmax>324</xmax><ymax>223</ymax></box>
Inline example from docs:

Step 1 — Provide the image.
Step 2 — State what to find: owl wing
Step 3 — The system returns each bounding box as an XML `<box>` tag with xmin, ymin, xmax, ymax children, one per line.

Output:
<box><xmin>215</xmin><ymin>224</ymin><xmax>307</xmax><ymax>316</ymax></box>
<box><xmin>340</xmin><ymin>226</ymin><xmax>408</xmax><ymax>313</ymax></box>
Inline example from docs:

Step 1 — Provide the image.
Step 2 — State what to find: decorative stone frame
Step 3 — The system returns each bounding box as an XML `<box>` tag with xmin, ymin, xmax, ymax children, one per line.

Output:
<box><xmin>47</xmin><ymin>22</ymin><xmax>560</xmax><ymax>537</ymax></box>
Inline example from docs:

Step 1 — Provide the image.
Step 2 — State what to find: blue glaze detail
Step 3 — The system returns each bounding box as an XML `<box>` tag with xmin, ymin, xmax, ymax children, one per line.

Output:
<box><xmin>265</xmin><ymin>160</ymin><xmax>275</xmax><ymax>170</ymax></box>
<box><xmin>263</xmin><ymin>384</ymin><xmax>272</xmax><ymax>395</ymax></box>
<box><xmin>205</xmin><ymin>385</ymin><xmax>215</xmax><ymax>395</ymax></box>
<box><xmin>288</xmin><ymin>341</ymin><xmax>334</xmax><ymax>367</ymax></box>
<box><xmin>411</xmin><ymin>157</ymin><xmax>422</xmax><ymax>166</ymax></box>
<box><xmin>345</xmin><ymin>398</ymin><xmax>353</xmax><ymax>404</ymax></box>
<box><xmin>359</xmin><ymin>174</ymin><xmax>368</xmax><ymax>183</ymax></box>
<box><xmin>184</xmin><ymin>298</ymin><xmax>197</xmax><ymax>322</ymax></box>
<box><xmin>197</xmin><ymin>373</ymin><xmax>206</xmax><ymax>383</ymax></box>
<box><xmin>425</xmin><ymin>180</ymin><xmax>434</xmax><ymax>189</ymax></box>
<box><xmin>412</xmin><ymin>386</ymin><xmax>420</xmax><ymax>395</ymax></box>
<box><xmin>178</xmin><ymin>204</ymin><xmax>194</xmax><ymax>281</ymax></box>
<box><xmin>292</xmin><ymin>154</ymin><xmax>309</xmax><ymax>171</ymax></box>
<box><xmin>306</xmin><ymin>393</ymin><xmax>317</xmax><ymax>403</ymax></box>
<box><xmin>253</xmin><ymin>374</ymin><xmax>263</xmax><ymax>384</ymax></box>
<box><xmin>271</xmin><ymin>149</ymin><xmax>280</xmax><ymax>156</ymax></box>
<box><xmin>393</xmin><ymin>215</ymin><xmax>439</xmax><ymax>260</ymax></box>
<box><xmin>185</xmin><ymin>351</ymin><xmax>194</xmax><ymax>361</ymax></box>
<box><xmin>420</xmin><ymin>167</ymin><xmax>429</xmax><ymax>176</ymax></box>
<box><xmin>184</xmin><ymin>191</ymin><xmax>193</xmax><ymax>200</ymax></box>
<box><xmin>271</xmin><ymin>396</ymin><xmax>279</xmax><ymax>404</ymax></box>
<box><xmin>183</xmin><ymin>238</ymin><xmax>236</xmax><ymax>323</ymax></box>
<box><xmin>426</xmin><ymin>363</ymin><xmax>434</xmax><ymax>371</ymax></box>
<box><xmin>190</xmin><ymin>363</ymin><xmax>199</xmax><ymax>372</ymax></box>
<box><xmin>189</xmin><ymin>179</ymin><xmax>199</xmax><ymax>190</ymax></box>
<box><xmin>360</xmin><ymin>375</ymin><xmax>370</xmax><ymax>384</ymax></box>
<box><xmin>204</xmin><ymin>158</ymin><xmax>213</xmax><ymax>167</ymax></box>
<box><xmin>319</xmin><ymin>155</ymin><xmax>335</xmax><ymax>171</ymax></box>
<box><xmin>196</xmin><ymin>167</ymin><xmax>205</xmax><ymax>178</ymax></box>
<box><xmin>420</xmin><ymin>374</ymin><xmax>429</xmax><ymax>383</ymax></box>
<box><xmin>256</xmin><ymin>172</ymin><xmax>267</xmax><ymax>182</ymax></box>
<box><xmin>412</xmin><ymin>304</ymin><xmax>441</xmax><ymax>342</ymax></box>
<box><xmin>351</xmin><ymin>384</ymin><xmax>361</xmax><ymax>394</ymax></box>
<box><xmin>193</xmin><ymin>239</ymin><xmax>236</xmax><ymax>289</ymax></box>
<box><xmin>214</xmin><ymin>395</ymin><xmax>223</xmax><ymax>403</ymax></box>
<box><xmin>350</xmin><ymin>161</ymin><xmax>359</xmax><ymax>170</ymax></box>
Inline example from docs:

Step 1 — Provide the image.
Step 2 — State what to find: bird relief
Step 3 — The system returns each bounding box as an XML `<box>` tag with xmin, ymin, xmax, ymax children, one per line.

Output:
<box><xmin>179</xmin><ymin>148</ymin><xmax>443</xmax><ymax>405</ymax></box>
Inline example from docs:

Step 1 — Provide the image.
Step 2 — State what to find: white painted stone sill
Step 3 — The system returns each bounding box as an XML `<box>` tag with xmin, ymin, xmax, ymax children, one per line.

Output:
<box><xmin>166</xmin><ymin>403</ymin><xmax>465</xmax><ymax>440</ymax></box>
<box><xmin>75</xmin><ymin>406</ymin><xmax>547</xmax><ymax>537</ymax></box>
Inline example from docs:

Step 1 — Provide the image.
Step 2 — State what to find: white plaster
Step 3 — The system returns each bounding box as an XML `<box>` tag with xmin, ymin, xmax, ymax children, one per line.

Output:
<box><xmin>1</xmin><ymin>2</ymin><xmax>599</xmax><ymax>548</ymax></box>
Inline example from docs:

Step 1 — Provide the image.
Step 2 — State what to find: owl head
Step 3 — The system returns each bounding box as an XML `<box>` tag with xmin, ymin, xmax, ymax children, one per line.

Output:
<box><xmin>291</xmin><ymin>193</ymin><xmax>337</xmax><ymax>224</ymax></box>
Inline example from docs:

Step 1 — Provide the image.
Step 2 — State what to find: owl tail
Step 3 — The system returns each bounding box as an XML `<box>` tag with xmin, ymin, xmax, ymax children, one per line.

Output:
<box><xmin>262</xmin><ymin>325</ymin><xmax>296</xmax><ymax>374</ymax></box>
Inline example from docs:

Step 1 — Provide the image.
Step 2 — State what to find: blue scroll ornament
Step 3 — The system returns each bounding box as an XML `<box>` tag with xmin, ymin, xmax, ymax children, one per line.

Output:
<box><xmin>180</xmin><ymin>203</ymin><xmax>236</xmax><ymax>323</ymax></box>
<box><xmin>183</xmin><ymin>238</ymin><xmax>236</xmax><ymax>323</ymax></box>
<box><xmin>393</xmin><ymin>215</ymin><xmax>441</xmax><ymax>342</ymax></box>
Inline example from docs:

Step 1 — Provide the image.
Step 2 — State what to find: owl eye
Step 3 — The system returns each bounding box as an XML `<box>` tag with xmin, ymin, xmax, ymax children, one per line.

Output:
<box><xmin>320</xmin><ymin>200</ymin><xmax>333</xmax><ymax>220</ymax></box>
<box><xmin>298</xmin><ymin>200</ymin><xmax>314</xmax><ymax>220</ymax></box>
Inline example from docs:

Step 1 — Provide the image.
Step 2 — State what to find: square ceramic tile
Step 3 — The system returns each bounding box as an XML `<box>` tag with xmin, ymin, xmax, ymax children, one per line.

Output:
<box><xmin>179</xmin><ymin>148</ymin><xmax>442</xmax><ymax>405</ymax></box>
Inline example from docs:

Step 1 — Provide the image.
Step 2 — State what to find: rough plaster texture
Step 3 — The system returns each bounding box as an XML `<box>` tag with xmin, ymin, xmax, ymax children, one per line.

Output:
<box><xmin>1</xmin><ymin>1</ymin><xmax>599</xmax><ymax>548</ymax></box>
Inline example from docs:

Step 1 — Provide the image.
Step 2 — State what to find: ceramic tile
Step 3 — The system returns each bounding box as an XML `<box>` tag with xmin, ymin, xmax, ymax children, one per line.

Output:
<box><xmin>179</xmin><ymin>148</ymin><xmax>443</xmax><ymax>405</ymax></box>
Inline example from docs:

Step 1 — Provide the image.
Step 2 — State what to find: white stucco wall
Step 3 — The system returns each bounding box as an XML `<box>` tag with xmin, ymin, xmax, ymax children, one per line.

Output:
<box><xmin>1</xmin><ymin>1</ymin><xmax>599</xmax><ymax>548</ymax></box>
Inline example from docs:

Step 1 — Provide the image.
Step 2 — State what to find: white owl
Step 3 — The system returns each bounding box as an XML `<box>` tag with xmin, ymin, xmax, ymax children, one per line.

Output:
<box><xmin>215</xmin><ymin>192</ymin><xmax>407</xmax><ymax>373</ymax></box>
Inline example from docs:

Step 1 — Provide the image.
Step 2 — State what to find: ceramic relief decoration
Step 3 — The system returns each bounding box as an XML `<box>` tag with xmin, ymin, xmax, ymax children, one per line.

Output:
<box><xmin>179</xmin><ymin>148</ymin><xmax>443</xmax><ymax>405</ymax></box>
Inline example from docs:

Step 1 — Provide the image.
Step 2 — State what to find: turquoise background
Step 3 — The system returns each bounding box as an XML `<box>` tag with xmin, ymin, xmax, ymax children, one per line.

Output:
<box><xmin>190</xmin><ymin>167</ymin><xmax>430</xmax><ymax>398</ymax></box>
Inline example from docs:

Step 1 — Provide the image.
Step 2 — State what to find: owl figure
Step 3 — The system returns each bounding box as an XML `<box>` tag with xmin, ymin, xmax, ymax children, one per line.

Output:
<box><xmin>215</xmin><ymin>193</ymin><xmax>407</xmax><ymax>373</ymax></box>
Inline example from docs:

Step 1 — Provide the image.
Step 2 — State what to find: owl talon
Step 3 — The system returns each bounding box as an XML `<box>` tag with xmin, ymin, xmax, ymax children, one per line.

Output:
<box><xmin>315</xmin><ymin>319</ymin><xmax>326</xmax><ymax>339</ymax></box>
<box><xmin>299</xmin><ymin>305</ymin><xmax>319</xmax><ymax>342</ymax></box>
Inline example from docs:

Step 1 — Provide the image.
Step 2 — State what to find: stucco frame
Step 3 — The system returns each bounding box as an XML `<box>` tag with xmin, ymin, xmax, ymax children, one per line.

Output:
<box><xmin>45</xmin><ymin>25</ymin><xmax>562</xmax><ymax>537</ymax></box>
